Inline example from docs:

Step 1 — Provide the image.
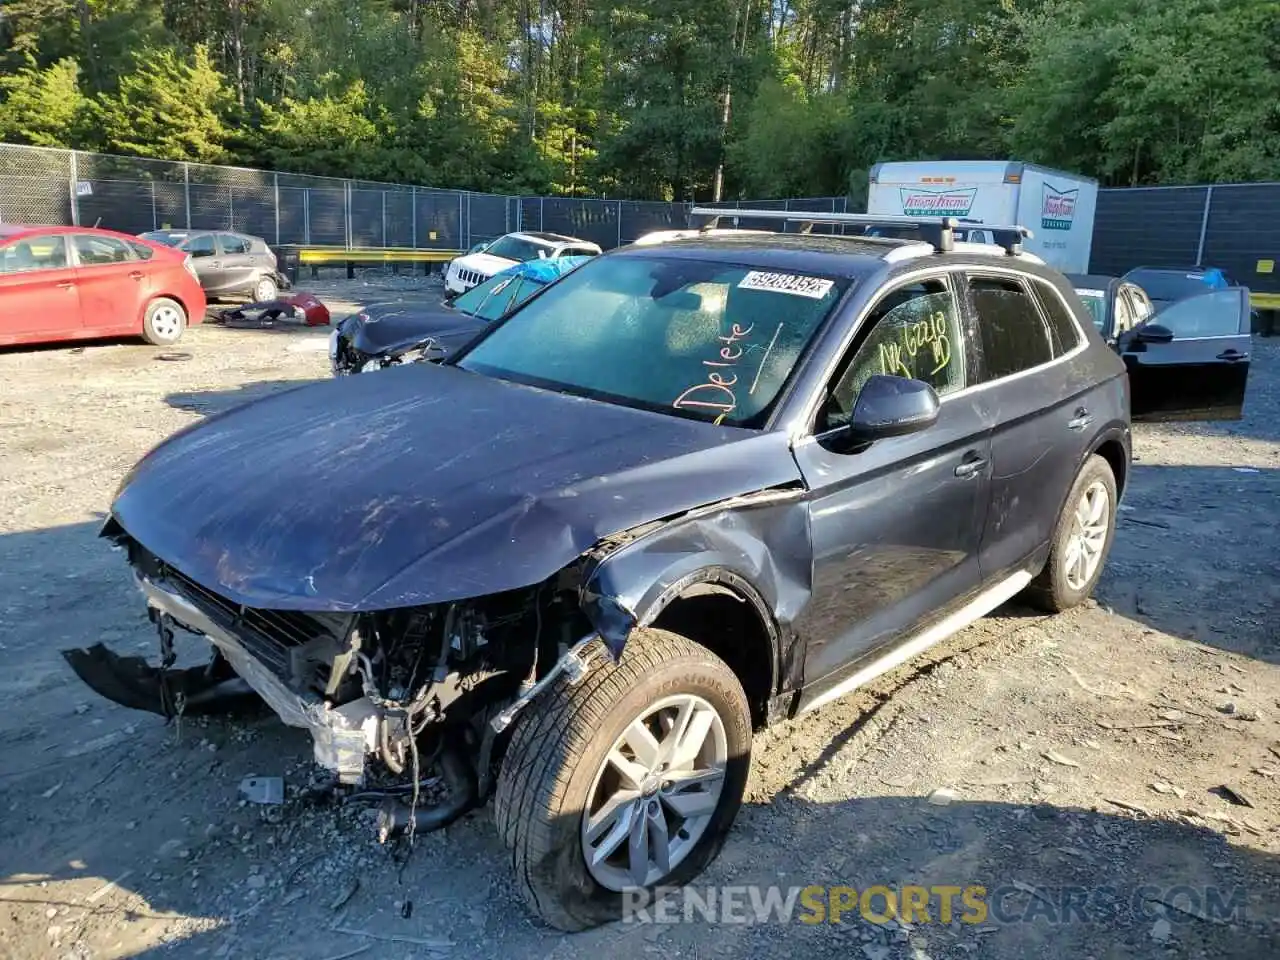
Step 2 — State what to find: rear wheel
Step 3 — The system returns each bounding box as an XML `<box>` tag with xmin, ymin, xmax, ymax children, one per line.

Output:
<box><xmin>493</xmin><ymin>629</ymin><xmax>752</xmax><ymax>931</ymax></box>
<box><xmin>1024</xmin><ymin>454</ymin><xmax>1118</xmax><ymax>612</ymax></box>
<box><xmin>141</xmin><ymin>297</ymin><xmax>187</xmax><ymax>346</ymax></box>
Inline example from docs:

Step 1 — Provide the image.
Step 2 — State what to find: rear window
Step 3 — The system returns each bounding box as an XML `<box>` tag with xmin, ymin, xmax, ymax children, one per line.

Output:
<box><xmin>1125</xmin><ymin>270</ymin><xmax>1209</xmax><ymax>304</ymax></box>
<box><xmin>140</xmin><ymin>231</ymin><xmax>184</xmax><ymax>248</ymax></box>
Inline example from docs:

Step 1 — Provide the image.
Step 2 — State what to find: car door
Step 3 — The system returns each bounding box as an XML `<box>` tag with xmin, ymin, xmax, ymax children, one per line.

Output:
<box><xmin>0</xmin><ymin>234</ymin><xmax>82</xmax><ymax>343</ymax></box>
<box><xmin>794</xmin><ymin>271</ymin><xmax>991</xmax><ymax>687</ymax></box>
<box><xmin>962</xmin><ymin>271</ymin><xmax>1095</xmax><ymax>581</ymax></box>
<box><xmin>71</xmin><ymin>233</ymin><xmax>148</xmax><ymax>332</ymax></box>
<box><xmin>183</xmin><ymin>233</ymin><xmax>222</xmax><ymax>292</ymax></box>
<box><xmin>216</xmin><ymin>233</ymin><xmax>256</xmax><ymax>294</ymax></box>
<box><xmin>1118</xmin><ymin>287</ymin><xmax>1252</xmax><ymax>421</ymax></box>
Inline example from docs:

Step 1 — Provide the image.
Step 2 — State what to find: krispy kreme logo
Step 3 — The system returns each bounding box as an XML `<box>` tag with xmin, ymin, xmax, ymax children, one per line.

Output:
<box><xmin>1041</xmin><ymin>183</ymin><xmax>1078</xmax><ymax>230</ymax></box>
<box><xmin>900</xmin><ymin>187</ymin><xmax>977</xmax><ymax>217</ymax></box>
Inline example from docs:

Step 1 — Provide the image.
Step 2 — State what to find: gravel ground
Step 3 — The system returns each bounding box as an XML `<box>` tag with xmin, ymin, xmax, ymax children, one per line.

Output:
<box><xmin>1</xmin><ymin>275</ymin><xmax>1277</xmax><ymax>960</ymax></box>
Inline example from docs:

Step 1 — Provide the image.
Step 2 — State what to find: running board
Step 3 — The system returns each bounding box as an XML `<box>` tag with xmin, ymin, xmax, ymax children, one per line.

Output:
<box><xmin>801</xmin><ymin>571</ymin><xmax>1033</xmax><ymax>714</ymax></box>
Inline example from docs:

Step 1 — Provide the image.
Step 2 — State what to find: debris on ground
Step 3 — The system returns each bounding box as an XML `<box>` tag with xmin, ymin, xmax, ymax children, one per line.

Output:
<box><xmin>239</xmin><ymin>776</ymin><xmax>285</xmax><ymax>805</ymax></box>
<box><xmin>1212</xmin><ymin>784</ymin><xmax>1255</xmax><ymax>808</ymax></box>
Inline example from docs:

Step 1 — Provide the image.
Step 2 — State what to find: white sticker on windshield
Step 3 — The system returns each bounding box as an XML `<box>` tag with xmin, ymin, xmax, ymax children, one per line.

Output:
<box><xmin>738</xmin><ymin>270</ymin><xmax>834</xmax><ymax>299</ymax></box>
<box><xmin>1077</xmin><ymin>288</ymin><xmax>1105</xmax><ymax>298</ymax></box>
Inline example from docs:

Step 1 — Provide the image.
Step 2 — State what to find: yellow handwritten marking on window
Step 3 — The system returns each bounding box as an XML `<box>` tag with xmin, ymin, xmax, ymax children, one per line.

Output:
<box><xmin>877</xmin><ymin>310</ymin><xmax>952</xmax><ymax>379</ymax></box>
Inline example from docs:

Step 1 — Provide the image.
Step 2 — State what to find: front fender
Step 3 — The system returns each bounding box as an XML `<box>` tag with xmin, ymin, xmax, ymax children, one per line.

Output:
<box><xmin>579</xmin><ymin>487</ymin><xmax>813</xmax><ymax>673</ymax></box>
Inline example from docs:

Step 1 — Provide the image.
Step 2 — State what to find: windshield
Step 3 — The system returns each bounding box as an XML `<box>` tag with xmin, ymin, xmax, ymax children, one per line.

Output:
<box><xmin>139</xmin><ymin>231</ymin><xmax>184</xmax><ymax>248</ymax></box>
<box><xmin>485</xmin><ymin>235</ymin><xmax>554</xmax><ymax>262</ymax></box>
<box><xmin>456</xmin><ymin>254</ymin><xmax>850</xmax><ymax>426</ymax></box>
<box><xmin>1074</xmin><ymin>289</ymin><xmax>1107</xmax><ymax>330</ymax></box>
<box><xmin>1125</xmin><ymin>270</ymin><xmax>1211</xmax><ymax>304</ymax></box>
<box><xmin>452</xmin><ymin>270</ymin><xmax>540</xmax><ymax>321</ymax></box>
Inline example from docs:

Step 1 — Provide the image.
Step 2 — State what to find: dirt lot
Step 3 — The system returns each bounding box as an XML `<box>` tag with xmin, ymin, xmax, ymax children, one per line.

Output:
<box><xmin>1</xmin><ymin>276</ymin><xmax>1278</xmax><ymax>960</ymax></box>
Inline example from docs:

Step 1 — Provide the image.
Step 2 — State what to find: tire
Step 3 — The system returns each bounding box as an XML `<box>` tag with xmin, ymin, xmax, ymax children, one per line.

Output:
<box><xmin>252</xmin><ymin>275</ymin><xmax>279</xmax><ymax>302</ymax></box>
<box><xmin>493</xmin><ymin>628</ymin><xmax>752</xmax><ymax>931</ymax></box>
<box><xmin>141</xmin><ymin>297</ymin><xmax>188</xmax><ymax>346</ymax></box>
<box><xmin>1023</xmin><ymin>454</ymin><xmax>1118</xmax><ymax>612</ymax></box>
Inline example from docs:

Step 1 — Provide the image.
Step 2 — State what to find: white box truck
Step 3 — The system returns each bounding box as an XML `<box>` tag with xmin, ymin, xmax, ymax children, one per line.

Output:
<box><xmin>867</xmin><ymin>160</ymin><xmax>1099</xmax><ymax>273</ymax></box>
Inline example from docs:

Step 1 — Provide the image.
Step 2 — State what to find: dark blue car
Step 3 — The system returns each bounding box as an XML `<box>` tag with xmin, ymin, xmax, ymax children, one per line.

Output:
<box><xmin>67</xmin><ymin>211</ymin><xmax>1250</xmax><ymax>931</ymax></box>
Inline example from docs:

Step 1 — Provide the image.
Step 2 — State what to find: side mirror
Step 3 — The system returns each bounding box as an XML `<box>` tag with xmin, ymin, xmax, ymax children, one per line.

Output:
<box><xmin>846</xmin><ymin>375</ymin><xmax>940</xmax><ymax>441</ymax></box>
<box><xmin>468</xmin><ymin>242</ymin><xmax>490</xmax><ymax>255</ymax></box>
<box><xmin>1136</xmin><ymin>323</ymin><xmax>1174</xmax><ymax>344</ymax></box>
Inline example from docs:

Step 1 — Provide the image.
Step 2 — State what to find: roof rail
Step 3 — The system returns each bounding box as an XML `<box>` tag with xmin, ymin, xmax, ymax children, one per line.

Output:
<box><xmin>688</xmin><ymin>206</ymin><xmax>1033</xmax><ymax>258</ymax></box>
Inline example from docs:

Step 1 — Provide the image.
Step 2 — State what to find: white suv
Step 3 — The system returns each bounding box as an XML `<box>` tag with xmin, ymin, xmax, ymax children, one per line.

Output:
<box><xmin>444</xmin><ymin>231</ymin><xmax>602</xmax><ymax>296</ymax></box>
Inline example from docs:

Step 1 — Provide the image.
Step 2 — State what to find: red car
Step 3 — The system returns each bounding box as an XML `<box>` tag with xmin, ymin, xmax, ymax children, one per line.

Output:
<box><xmin>0</xmin><ymin>225</ymin><xmax>207</xmax><ymax>347</ymax></box>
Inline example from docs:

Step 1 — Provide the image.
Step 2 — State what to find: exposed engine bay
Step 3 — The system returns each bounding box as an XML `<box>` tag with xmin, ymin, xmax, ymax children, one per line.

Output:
<box><xmin>65</xmin><ymin>530</ymin><xmax>599</xmax><ymax>837</ymax></box>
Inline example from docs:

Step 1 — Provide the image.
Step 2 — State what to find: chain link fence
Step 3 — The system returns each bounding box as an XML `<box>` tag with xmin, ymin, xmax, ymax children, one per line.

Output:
<box><xmin>0</xmin><ymin>142</ymin><xmax>849</xmax><ymax>253</ymax></box>
<box><xmin>4</xmin><ymin>142</ymin><xmax>1276</xmax><ymax>293</ymax></box>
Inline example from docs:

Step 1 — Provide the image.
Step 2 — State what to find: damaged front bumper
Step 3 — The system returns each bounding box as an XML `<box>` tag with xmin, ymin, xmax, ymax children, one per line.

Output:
<box><xmin>135</xmin><ymin>574</ymin><xmax>379</xmax><ymax>783</ymax></box>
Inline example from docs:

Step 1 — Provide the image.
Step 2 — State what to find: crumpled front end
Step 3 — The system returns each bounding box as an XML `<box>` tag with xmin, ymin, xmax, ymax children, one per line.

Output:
<box><xmin>82</xmin><ymin>528</ymin><xmax>589</xmax><ymax>790</ymax></box>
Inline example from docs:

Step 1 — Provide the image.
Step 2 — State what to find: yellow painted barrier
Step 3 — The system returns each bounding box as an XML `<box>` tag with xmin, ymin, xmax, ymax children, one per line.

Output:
<box><xmin>296</xmin><ymin>247</ymin><xmax>462</xmax><ymax>264</ymax></box>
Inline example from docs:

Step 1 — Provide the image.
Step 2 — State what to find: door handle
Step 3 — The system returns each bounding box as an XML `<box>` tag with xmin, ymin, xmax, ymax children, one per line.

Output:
<box><xmin>954</xmin><ymin>453</ymin><xmax>987</xmax><ymax>478</ymax></box>
<box><xmin>56</xmin><ymin>280</ymin><xmax>74</xmax><ymax>289</ymax></box>
<box><xmin>1216</xmin><ymin>350</ymin><xmax>1249</xmax><ymax>362</ymax></box>
<box><xmin>129</xmin><ymin>270</ymin><xmax>144</xmax><ymax>280</ymax></box>
<box><xmin>1068</xmin><ymin>407</ymin><xmax>1094</xmax><ymax>431</ymax></box>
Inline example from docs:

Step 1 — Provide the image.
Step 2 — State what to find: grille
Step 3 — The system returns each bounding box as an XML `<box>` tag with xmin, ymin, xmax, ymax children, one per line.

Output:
<box><xmin>159</xmin><ymin>563</ymin><xmax>350</xmax><ymax>684</ymax></box>
<box><xmin>457</xmin><ymin>268</ymin><xmax>485</xmax><ymax>287</ymax></box>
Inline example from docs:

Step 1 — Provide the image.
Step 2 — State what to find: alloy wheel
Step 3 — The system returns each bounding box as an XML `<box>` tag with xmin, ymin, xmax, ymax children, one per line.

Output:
<box><xmin>1063</xmin><ymin>480</ymin><xmax>1110</xmax><ymax>590</ymax></box>
<box><xmin>581</xmin><ymin>693</ymin><xmax>728</xmax><ymax>890</ymax></box>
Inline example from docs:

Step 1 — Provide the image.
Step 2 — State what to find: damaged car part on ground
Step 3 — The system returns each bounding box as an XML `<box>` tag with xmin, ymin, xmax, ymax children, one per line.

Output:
<box><xmin>66</xmin><ymin>209</ymin><xmax>1253</xmax><ymax>932</ymax></box>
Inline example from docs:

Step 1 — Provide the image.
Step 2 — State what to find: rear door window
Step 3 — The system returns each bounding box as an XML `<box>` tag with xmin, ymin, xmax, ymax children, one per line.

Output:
<box><xmin>218</xmin><ymin>233</ymin><xmax>250</xmax><ymax>255</ymax></box>
<box><xmin>965</xmin><ymin>275</ymin><xmax>1053</xmax><ymax>380</ymax></box>
<box><xmin>73</xmin><ymin>235</ymin><xmax>135</xmax><ymax>266</ymax></box>
<box><xmin>186</xmin><ymin>234</ymin><xmax>217</xmax><ymax>258</ymax></box>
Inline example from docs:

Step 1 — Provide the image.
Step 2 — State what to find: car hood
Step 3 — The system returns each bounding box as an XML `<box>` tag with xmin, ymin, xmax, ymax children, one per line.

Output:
<box><xmin>340</xmin><ymin>302</ymin><xmax>485</xmax><ymax>357</ymax></box>
<box><xmin>110</xmin><ymin>363</ymin><xmax>802</xmax><ymax>611</ymax></box>
<box><xmin>452</xmin><ymin>252</ymin><xmax>518</xmax><ymax>276</ymax></box>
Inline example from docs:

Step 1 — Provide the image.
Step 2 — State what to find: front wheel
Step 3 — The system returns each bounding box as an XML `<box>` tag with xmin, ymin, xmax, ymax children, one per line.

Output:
<box><xmin>253</xmin><ymin>275</ymin><xmax>279</xmax><ymax>302</ymax></box>
<box><xmin>141</xmin><ymin>297</ymin><xmax>188</xmax><ymax>346</ymax></box>
<box><xmin>1024</xmin><ymin>454</ymin><xmax>1118</xmax><ymax>612</ymax></box>
<box><xmin>493</xmin><ymin>629</ymin><xmax>752</xmax><ymax>931</ymax></box>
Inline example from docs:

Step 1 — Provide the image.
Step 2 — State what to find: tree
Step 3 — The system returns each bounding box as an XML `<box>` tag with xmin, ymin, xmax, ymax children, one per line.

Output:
<box><xmin>0</xmin><ymin>56</ymin><xmax>90</xmax><ymax>147</ymax></box>
<box><xmin>256</xmin><ymin>81</ymin><xmax>380</xmax><ymax>176</ymax></box>
<box><xmin>96</xmin><ymin>43</ymin><xmax>234</xmax><ymax>162</ymax></box>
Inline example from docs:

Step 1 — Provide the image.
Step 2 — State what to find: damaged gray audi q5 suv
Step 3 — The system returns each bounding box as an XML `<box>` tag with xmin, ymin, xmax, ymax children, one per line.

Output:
<box><xmin>67</xmin><ymin>208</ymin><xmax>1252</xmax><ymax>930</ymax></box>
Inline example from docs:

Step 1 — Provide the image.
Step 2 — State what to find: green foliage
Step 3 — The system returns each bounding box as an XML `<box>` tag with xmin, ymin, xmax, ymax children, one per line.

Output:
<box><xmin>96</xmin><ymin>44</ymin><xmax>234</xmax><ymax>162</ymax></box>
<box><xmin>0</xmin><ymin>57</ymin><xmax>90</xmax><ymax>146</ymax></box>
<box><xmin>1</xmin><ymin>0</ymin><xmax>1277</xmax><ymax>195</ymax></box>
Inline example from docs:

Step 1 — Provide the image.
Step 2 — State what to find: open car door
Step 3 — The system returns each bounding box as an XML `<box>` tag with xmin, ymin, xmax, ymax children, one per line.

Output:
<box><xmin>1119</xmin><ymin>286</ymin><xmax>1252</xmax><ymax>421</ymax></box>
